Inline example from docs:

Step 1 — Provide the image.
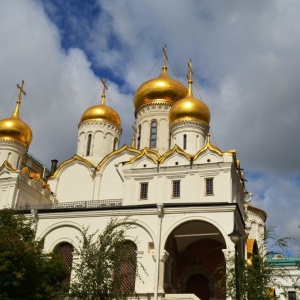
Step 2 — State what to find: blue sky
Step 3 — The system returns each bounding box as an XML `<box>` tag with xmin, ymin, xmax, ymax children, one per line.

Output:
<box><xmin>0</xmin><ymin>0</ymin><xmax>299</xmax><ymax>254</ymax></box>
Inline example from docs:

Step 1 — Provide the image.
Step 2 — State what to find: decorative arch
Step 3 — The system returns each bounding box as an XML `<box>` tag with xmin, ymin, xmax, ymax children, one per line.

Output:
<box><xmin>38</xmin><ymin>221</ymin><xmax>83</xmax><ymax>242</ymax></box>
<box><xmin>162</xmin><ymin>215</ymin><xmax>229</xmax><ymax>250</ymax></box>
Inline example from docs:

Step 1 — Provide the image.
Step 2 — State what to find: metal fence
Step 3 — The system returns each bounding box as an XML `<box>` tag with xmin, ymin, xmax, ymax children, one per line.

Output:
<box><xmin>15</xmin><ymin>199</ymin><xmax>123</xmax><ymax>210</ymax></box>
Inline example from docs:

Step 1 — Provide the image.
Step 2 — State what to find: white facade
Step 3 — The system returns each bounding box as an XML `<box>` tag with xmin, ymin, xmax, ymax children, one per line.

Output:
<box><xmin>0</xmin><ymin>62</ymin><xmax>270</xmax><ymax>300</ymax></box>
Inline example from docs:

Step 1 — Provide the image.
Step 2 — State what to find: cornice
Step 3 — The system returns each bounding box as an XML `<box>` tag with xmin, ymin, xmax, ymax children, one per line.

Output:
<box><xmin>79</xmin><ymin>119</ymin><xmax>122</xmax><ymax>134</ymax></box>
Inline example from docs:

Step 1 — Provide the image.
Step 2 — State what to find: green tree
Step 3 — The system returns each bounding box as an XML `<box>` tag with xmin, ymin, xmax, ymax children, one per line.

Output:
<box><xmin>217</xmin><ymin>227</ymin><xmax>292</xmax><ymax>300</ymax></box>
<box><xmin>69</xmin><ymin>218</ymin><xmax>145</xmax><ymax>300</ymax></box>
<box><xmin>0</xmin><ymin>209</ymin><xmax>68</xmax><ymax>300</ymax></box>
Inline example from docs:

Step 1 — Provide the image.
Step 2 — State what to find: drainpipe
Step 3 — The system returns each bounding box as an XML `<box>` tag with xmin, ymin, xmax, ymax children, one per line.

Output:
<box><xmin>154</xmin><ymin>204</ymin><xmax>164</xmax><ymax>300</ymax></box>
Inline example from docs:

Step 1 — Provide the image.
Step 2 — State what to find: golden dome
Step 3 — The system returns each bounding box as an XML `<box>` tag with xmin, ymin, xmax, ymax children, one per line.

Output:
<box><xmin>133</xmin><ymin>65</ymin><xmax>188</xmax><ymax>112</ymax></box>
<box><xmin>0</xmin><ymin>81</ymin><xmax>32</xmax><ymax>148</ymax></box>
<box><xmin>169</xmin><ymin>60</ymin><xmax>210</xmax><ymax>125</ymax></box>
<box><xmin>169</xmin><ymin>95</ymin><xmax>210</xmax><ymax>125</ymax></box>
<box><xmin>80</xmin><ymin>79</ymin><xmax>121</xmax><ymax>128</ymax></box>
<box><xmin>80</xmin><ymin>103</ymin><xmax>121</xmax><ymax>127</ymax></box>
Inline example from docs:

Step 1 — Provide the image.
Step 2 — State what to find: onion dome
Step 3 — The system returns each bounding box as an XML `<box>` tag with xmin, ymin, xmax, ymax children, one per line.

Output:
<box><xmin>169</xmin><ymin>60</ymin><xmax>210</xmax><ymax>125</ymax></box>
<box><xmin>133</xmin><ymin>63</ymin><xmax>187</xmax><ymax>112</ymax></box>
<box><xmin>80</xmin><ymin>79</ymin><xmax>121</xmax><ymax>128</ymax></box>
<box><xmin>0</xmin><ymin>81</ymin><xmax>32</xmax><ymax>148</ymax></box>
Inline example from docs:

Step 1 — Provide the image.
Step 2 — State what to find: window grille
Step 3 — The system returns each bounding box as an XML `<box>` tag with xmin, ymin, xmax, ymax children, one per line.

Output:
<box><xmin>205</xmin><ymin>178</ymin><xmax>214</xmax><ymax>195</ymax></box>
<box><xmin>55</xmin><ymin>242</ymin><xmax>74</xmax><ymax>285</ymax></box>
<box><xmin>117</xmin><ymin>241</ymin><xmax>137</xmax><ymax>293</ymax></box>
<box><xmin>140</xmin><ymin>182</ymin><xmax>148</xmax><ymax>200</ymax></box>
<box><xmin>172</xmin><ymin>180</ymin><xmax>181</xmax><ymax>198</ymax></box>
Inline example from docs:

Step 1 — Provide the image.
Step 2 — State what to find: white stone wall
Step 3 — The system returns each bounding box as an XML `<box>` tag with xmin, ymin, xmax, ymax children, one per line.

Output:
<box><xmin>77</xmin><ymin>120</ymin><xmax>121</xmax><ymax>165</ymax></box>
<box><xmin>170</xmin><ymin>120</ymin><xmax>209</xmax><ymax>155</ymax></box>
<box><xmin>0</xmin><ymin>140</ymin><xmax>27</xmax><ymax>170</ymax></box>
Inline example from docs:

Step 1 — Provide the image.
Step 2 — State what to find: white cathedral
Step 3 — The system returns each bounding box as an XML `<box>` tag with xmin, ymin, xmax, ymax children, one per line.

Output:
<box><xmin>0</xmin><ymin>53</ymin><xmax>270</xmax><ymax>300</ymax></box>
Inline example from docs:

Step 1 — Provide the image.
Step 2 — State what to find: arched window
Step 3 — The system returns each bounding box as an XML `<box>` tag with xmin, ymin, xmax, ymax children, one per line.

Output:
<box><xmin>137</xmin><ymin>125</ymin><xmax>141</xmax><ymax>150</ymax></box>
<box><xmin>183</xmin><ymin>134</ymin><xmax>187</xmax><ymax>150</ymax></box>
<box><xmin>17</xmin><ymin>156</ymin><xmax>20</xmax><ymax>170</ymax></box>
<box><xmin>113</xmin><ymin>138</ymin><xmax>118</xmax><ymax>151</ymax></box>
<box><xmin>86</xmin><ymin>134</ymin><xmax>92</xmax><ymax>156</ymax></box>
<box><xmin>115</xmin><ymin>241</ymin><xmax>137</xmax><ymax>293</ymax></box>
<box><xmin>54</xmin><ymin>242</ymin><xmax>74</xmax><ymax>285</ymax></box>
<box><xmin>150</xmin><ymin>121</ymin><xmax>157</xmax><ymax>148</ymax></box>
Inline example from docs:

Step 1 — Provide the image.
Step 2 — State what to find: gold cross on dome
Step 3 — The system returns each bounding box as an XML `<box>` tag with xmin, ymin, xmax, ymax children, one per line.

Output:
<box><xmin>101</xmin><ymin>77</ymin><xmax>107</xmax><ymax>95</ymax></box>
<box><xmin>16</xmin><ymin>80</ymin><xmax>26</xmax><ymax>103</ymax></box>
<box><xmin>187</xmin><ymin>59</ymin><xmax>193</xmax><ymax>81</ymax></box>
<box><xmin>163</xmin><ymin>44</ymin><xmax>168</xmax><ymax>66</ymax></box>
<box><xmin>101</xmin><ymin>77</ymin><xmax>108</xmax><ymax>105</ymax></box>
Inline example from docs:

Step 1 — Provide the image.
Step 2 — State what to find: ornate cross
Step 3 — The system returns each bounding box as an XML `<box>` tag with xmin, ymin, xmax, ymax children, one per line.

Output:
<box><xmin>163</xmin><ymin>44</ymin><xmax>168</xmax><ymax>66</ymax></box>
<box><xmin>101</xmin><ymin>77</ymin><xmax>108</xmax><ymax>104</ymax></box>
<box><xmin>16</xmin><ymin>80</ymin><xmax>26</xmax><ymax>103</ymax></box>
<box><xmin>101</xmin><ymin>77</ymin><xmax>108</xmax><ymax>95</ymax></box>
<box><xmin>187</xmin><ymin>59</ymin><xmax>193</xmax><ymax>81</ymax></box>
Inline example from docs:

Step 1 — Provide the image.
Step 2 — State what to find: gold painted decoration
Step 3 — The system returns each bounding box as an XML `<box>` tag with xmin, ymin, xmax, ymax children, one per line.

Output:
<box><xmin>48</xmin><ymin>154</ymin><xmax>95</xmax><ymax>179</ymax></box>
<box><xmin>0</xmin><ymin>160</ymin><xmax>16</xmax><ymax>173</ymax></box>
<box><xmin>20</xmin><ymin>167</ymin><xmax>50</xmax><ymax>189</ymax></box>
<box><xmin>0</xmin><ymin>80</ymin><xmax>32</xmax><ymax>147</ymax></box>
<box><xmin>124</xmin><ymin>148</ymin><xmax>159</xmax><ymax>165</ymax></box>
<box><xmin>159</xmin><ymin>144</ymin><xmax>191</xmax><ymax>164</ymax></box>
<box><xmin>194</xmin><ymin>133</ymin><xmax>224</xmax><ymax>160</ymax></box>
<box><xmin>96</xmin><ymin>144</ymin><xmax>141</xmax><ymax>172</ymax></box>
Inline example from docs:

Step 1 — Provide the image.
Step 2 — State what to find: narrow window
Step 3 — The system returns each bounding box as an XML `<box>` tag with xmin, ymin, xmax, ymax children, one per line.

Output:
<box><xmin>183</xmin><ymin>134</ymin><xmax>187</xmax><ymax>150</ymax></box>
<box><xmin>150</xmin><ymin>121</ymin><xmax>157</xmax><ymax>148</ymax></box>
<box><xmin>17</xmin><ymin>156</ymin><xmax>20</xmax><ymax>170</ymax></box>
<box><xmin>205</xmin><ymin>178</ymin><xmax>214</xmax><ymax>195</ymax></box>
<box><xmin>55</xmin><ymin>242</ymin><xmax>74</xmax><ymax>285</ymax></box>
<box><xmin>86</xmin><ymin>134</ymin><xmax>92</xmax><ymax>156</ymax></box>
<box><xmin>140</xmin><ymin>182</ymin><xmax>148</xmax><ymax>200</ymax></box>
<box><xmin>172</xmin><ymin>180</ymin><xmax>181</xmax><ymax>198</ymax></box>
<box><xmin>113</xmin><ymin>138</ymin><xmax>118</xmax><ymax>151</ymax></box>
<box><xmin>137</xmin><ymin>125</ymin><xmax>141</xmax><ymax>150</ymax></box>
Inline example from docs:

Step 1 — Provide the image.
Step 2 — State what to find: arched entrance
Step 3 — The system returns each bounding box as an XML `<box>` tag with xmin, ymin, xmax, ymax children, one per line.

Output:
<box><xmin>186</xmin><ymin>274</ymin><xmax>209</xmax><ymax>299</ymax></box>
<box><xmin>164</xmin><ymin>220</ymin><xmax>226</xmax><ymax>299</ymax></box>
